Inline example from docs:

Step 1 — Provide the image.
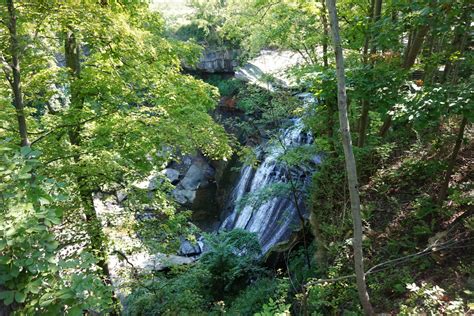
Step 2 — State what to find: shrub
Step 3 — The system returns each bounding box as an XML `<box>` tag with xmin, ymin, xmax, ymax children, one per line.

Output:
<box><xmin>399</xmin><ymin>282</ymin><xmax>467</xmax><ymax>315</ymax></box>
<box><xmin>228</xmin><ymin>278</ymin><xmax>285</xmax><ymax>315</ymax></box>
<box><xmin>200</xmin><ymin>229</ymin><xmax>265</xmax><ymax>300</ymax></box>
<box><xmin>125</xmin><ymin>229</ymin><xmax>266</xmax><ymax>315</ymax></box>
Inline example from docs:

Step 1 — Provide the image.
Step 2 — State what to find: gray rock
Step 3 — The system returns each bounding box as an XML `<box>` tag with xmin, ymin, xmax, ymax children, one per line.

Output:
<box><xmin>133</xmin><ymin>173</ymin><xmax>163</xmax><ymax>191</ymax></box>
<box><xmin>183</xmin><ymin>48</ymin><xmax>240</xmax><ymax>73</ymax></box>
<box><xmin>162</xmin><ymin>168</ymin><xmax>180</xmax><ymax>184</ymax></box>
<box><xmin>116</xmin><ymin>190</ymin><xmax>128</xmax><ymax>203</ymax></box>
<box><xmin>181</xmin><ymin>164</ymin><xmax>206</xmax><ymax>190</ymax></box>
<box><xmin>178</xmin><ymin>238</ymin><xmax>202</xmax><ymax>257</ymax></box>
<box><xmin>145</xmin><ymin>253</ymin><xmax>196</xmax><ymax>271</ymax></box>
<box><xmin>172</xmin><ymin>189</ymin><xmax>196</xmax><ymax>205</ymax></box>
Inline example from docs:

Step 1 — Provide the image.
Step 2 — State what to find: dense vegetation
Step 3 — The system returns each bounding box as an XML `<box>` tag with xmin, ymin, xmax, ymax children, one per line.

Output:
<box><xmin>1</xmin><ymin>0</ymin><xmax>472</xmax><ymax>315</ymax></box>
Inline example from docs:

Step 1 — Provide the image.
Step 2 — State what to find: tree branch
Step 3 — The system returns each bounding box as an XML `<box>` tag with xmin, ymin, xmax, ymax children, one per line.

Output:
<box><xmin>305</xmin><ymin>236</ymin><xmax>473</xmax><ymax>288</ymax></box>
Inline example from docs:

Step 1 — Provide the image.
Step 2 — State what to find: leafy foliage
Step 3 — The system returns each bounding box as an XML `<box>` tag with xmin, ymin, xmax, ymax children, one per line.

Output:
<box><xmin>125</xmin><ymin>229</ymin><xmax>267</xmax><ymax>315</ymax></box>
<box><xmin>0</xmin><ymin>145</ymin><xmax>112</xmax><ymax>314</ymax></box>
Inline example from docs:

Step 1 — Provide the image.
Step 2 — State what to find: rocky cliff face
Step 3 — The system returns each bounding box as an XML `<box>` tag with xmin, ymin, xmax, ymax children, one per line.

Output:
<box><xmin>184</xmin><ymin>48</ymin><xmax>240</xmax><ymax>73</ymax></box>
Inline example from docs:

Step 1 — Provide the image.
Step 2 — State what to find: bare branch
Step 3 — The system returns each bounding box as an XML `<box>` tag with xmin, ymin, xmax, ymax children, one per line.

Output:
<box><xmin>305</xmin><ymin>236</ymin><xmax>473</xmax><ymax>288</ymax></box>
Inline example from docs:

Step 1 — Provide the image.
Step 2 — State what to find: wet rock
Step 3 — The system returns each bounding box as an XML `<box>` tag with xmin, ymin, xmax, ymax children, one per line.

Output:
<box><xmin>145</xmin><ymin>253</ymin><xmax>196</xmax><ymax>271</ymax></box>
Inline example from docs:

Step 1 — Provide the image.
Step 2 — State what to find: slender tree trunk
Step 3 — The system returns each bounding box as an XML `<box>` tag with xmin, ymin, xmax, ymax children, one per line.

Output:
<box><xmin>437</xmin><ymin>117</ymin><xmax>468</xmax><ymax>204</ymax></box>
<box><xmin>65</xmin><ymin>30</ymin><xmax>83</xmax><ymax>145</ymax></box>
<box><xmin>313</xmin><ymin>0</ymin><xmax>332</xmax><ymax>264</ymax></box>
<box><xmin>64</xmin><ymin>31</ymin><xmax>114</xmax><ymax>289</ymax></box>
<box><xmin>403</xmin><ymin>25</ymin><xmax>430</xmax><ymax>69</ymax></box>
<box><xmin>7</xmin><ymin>0</ymin><xmax>30</xmax><ymax>147</ymax></box>
<box><xmin>321</xmin><ymin>0</ymin><xmax>329</xmax><ymax>68</ymax></box>
<box><xmin>402</xmin><ymin>29</ymin><xmax>414</xmax><ymax>67</ymax></box>
<box><xmin>357</xmin><ymin>0</ymin><xmax>382</xmax><ymax>147</ymax></box>
<box><xmin>361</xmin><ymin>0</ymin><xmax>375</xmax><ymax>64</ymax></box>
<box><xmin>326</xmin><ymin>0</ymin><xmax>375</xmax><ymax>314</ymax></box>
<box><xmin>423</xmin><ymin>34</ymin><xmax>436</xmax><ymax>84</ymax></box>
<box><xmin>378</xmin><ymin>115</ymin><xmax>392</xmax><ymax>137</ymax></box>
<box><xmin>379</xmin><ymin>18</ymin><xmax>430</xmax><ymax>137</ymax></box>
<box><xmin>357</xmin><ymin>100</ymin><xmax>370</xmax><ymax>147</ymax></box>
<box><xmin>443</xmin><ymin>6</ymin><xmax>471</xmax><ymax>83</ymax></box>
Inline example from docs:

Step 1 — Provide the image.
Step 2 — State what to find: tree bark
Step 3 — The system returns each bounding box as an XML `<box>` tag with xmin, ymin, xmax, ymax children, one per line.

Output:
<box><xmin>370</xmin><ymin>0</ymin><xmax>383</xmax><ymax>57</ymax></box>
<box><xmin>379</xmin><ymin>15</ymin><xmax>430</xmax><ymax>137</ymax></box>
<box><xmin>437</xmin><ymin>116</ymin><xmax>468</xmax><ymax>204</ymax></box>
<box><xmin>357</xmin><ymin>99</ymin><xmax>370</xmax><ymax>147</ymax></box>
<box><xmin>326</xmin><ymin>0</ymin><xmax>375</xmax><ymax>315</ymax></box>
<box><xmin>65</xmin><ymin>30</ymin><xmax>83</xmax><ymax>145</ymax></box>
<box><xmin>357</xmin><ymin>0</ymin><xmax>382</xmax><ymax>147</ymax></box>
<box><xmin>361</xmin><ymin>0</ymin><xmax>375</xmax><ymax>64</ymax></box>
<box><xmin>321</xmin><ymin>0</ymin><xmax>329</xmax><ymax>68</ymax></box>
<box><xmin>443</xmin><ymin>5</ymin><xmax>471</xmax><ymax>83</ymax></box>
<box><xmin>6</xmin><ymin>0</ymin><xmax>30</xmax><ymax>147</ymax></box>
<box><xmin>64</xmin><ymin>31</ymin><xmax>113</xmax><ymax>288</ymax></box>
<box><xmin>403</xmin><ymin>25</ymin><xmax>429</xmax><ymax>69</ymax></box>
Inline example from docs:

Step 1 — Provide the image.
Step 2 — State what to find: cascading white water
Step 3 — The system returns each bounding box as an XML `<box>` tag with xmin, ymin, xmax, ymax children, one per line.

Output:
<box><xmin>220</xmin><ymin>117</ymin><xmax>320</xmax><ymax>253</ymax></box>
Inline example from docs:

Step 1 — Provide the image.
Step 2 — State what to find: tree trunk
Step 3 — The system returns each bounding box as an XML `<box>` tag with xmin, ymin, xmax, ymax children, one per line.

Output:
<box><xmin>379</xmin><ymin>25</ymin><xmax>429</xmax><ymax>138</ymax></box>
<box><xmin>321</xmin><ymin>0</ymin><xmax>329</xmax><ymax>68</ymax></box>
<box><xmin>7</xmin><ymin>0</ymin><xmax>30</xmax><ymax>147</ymax></box>
<box><xmin>64</xmin><ymin>31</ymin><xmax>113</xmax><ymax>287</ymax></box>
<box><xmin>65</xmin><ymin>30</ymin><xmax>83</xmax><ymax>145</ymax></box>
<box><xmin>361</xmin><ymin>0</ymin><xmax>375</xmax><ymax>64</ymax></box>
<box><xmin>370</xmin><ymin>0</ymin><xmax>383</xmax><ymax>57</ymax></box>
<box><xmin>326</xmin><ymin>1</ymin><xmax>375</xmax><ymax>315</ymax></box>
<box><xmin>357</xmin><ymin>0</ymin><xmax>382</xmax><ymax>147</ymax></box>
<box><xmin>437</xmin><ymin>116</ymin><xmax>468</xmax><ymax>204</ymax></box>
<box><xmin>357</xmin><ymin>99</ymin><xmax>370</xmax><ymax>147</ymax></box>
<box><xmin>443</xmin><ymin>6</ymin><xmax>471</xmax><ymax>83</ymax></box>
<box><xmin>403</xmin><ymin>25</ymin><xmax>429</xmax><ymax>69</ymax></box>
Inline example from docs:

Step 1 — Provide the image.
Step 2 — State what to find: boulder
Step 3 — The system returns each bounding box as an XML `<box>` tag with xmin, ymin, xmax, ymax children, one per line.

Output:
<box><xmin>116</xmin><ymin>190</ymin><xmax>128</xmax><ymax>203</ymax></box>
<box><xmin>178</xmin><ymin>238</ymin><xmax>202</xmax><ymax>257</ymax></box>
<box><xmin>181</xmin><ymin>164</ymin><xmax>206</xmax><ymax>190</ymax></box>
<box><xmin>132</xmin><ymin>173</ymin><xmax>162</xmax><ymax>191</ymax></box>
<box><xmin>162</xmin><ymin>168</ymin><xmax>180</xmax><ymax>184</ymax></box>
<box><xmin>172</xmin><ymin>189</ymin><xmax>196</xmax><ymax>205</ymax></box>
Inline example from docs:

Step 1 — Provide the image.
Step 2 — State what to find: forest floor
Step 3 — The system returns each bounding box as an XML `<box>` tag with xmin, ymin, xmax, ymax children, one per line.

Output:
<box><xmin>359</xmin><ymin>125</ymin><xmax>474</xmax><ymax>312</ymax></box>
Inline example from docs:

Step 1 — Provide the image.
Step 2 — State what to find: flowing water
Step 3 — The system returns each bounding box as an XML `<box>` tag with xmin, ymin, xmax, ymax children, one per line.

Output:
<box><xmin>220</xmin><ymin>117</ymin><xmax>320</xmax><ymax>253</ymax></box>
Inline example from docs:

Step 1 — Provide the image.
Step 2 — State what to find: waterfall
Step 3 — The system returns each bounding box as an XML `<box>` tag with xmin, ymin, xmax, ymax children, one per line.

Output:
<box><xmin>220</xmin><ymin>117</ymin><xmax>320</xmax><ymax>253</ymax></box>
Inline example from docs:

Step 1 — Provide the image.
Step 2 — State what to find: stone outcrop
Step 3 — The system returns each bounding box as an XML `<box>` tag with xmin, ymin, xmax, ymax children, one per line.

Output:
<box><xmin>169</xmin><ymin>154</ymin><xmax>216</xmax><ymax>207</ymax></box>
<box><xmin>184</xmin><ymin>48</ymin><xmax>240</xmax><ymax>73</ymax></box>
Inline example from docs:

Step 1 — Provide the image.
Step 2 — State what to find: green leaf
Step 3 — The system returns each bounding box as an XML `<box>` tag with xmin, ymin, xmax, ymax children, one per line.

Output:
<box><xmin>28</xmin><ymin>280</ymin><xmax>41</xmax><ymax>294</ymax></box>
<box><xmin>15</xmin><ymin>291</ymin><xmax>26</xmax><ymax>303</ymax></box>
<box><xmin>20</xmin><ymin>146</ymin><xmax>31</xmax><ymax>157</ymax></box>
<box><xmin>39</xmin><ymin>293</ymin><xmax>54</xmax><ymax>307</ymax></box>
<box><xmin>68</xmin><ymin>306</ymin><xmax>83</xmax><ymax>316</ymax></box>
<box><xmin>38</xmin><ymin>197</ymin><xmax>50</xmax><ymax>205</ymax></box>
<box><xmin>0</xmin><ymin>291</ymin><xmax>14</xmax><ymax>305</ymax></box>
<box><xmin>0</xmin><ymin>256</ymin><xmax>10</xmax><ymax>264</ymax></box>
<box><xmin>5</xmin><ymin>227</ymin><xmax>16</xmax><ymax>237</ymax></box>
